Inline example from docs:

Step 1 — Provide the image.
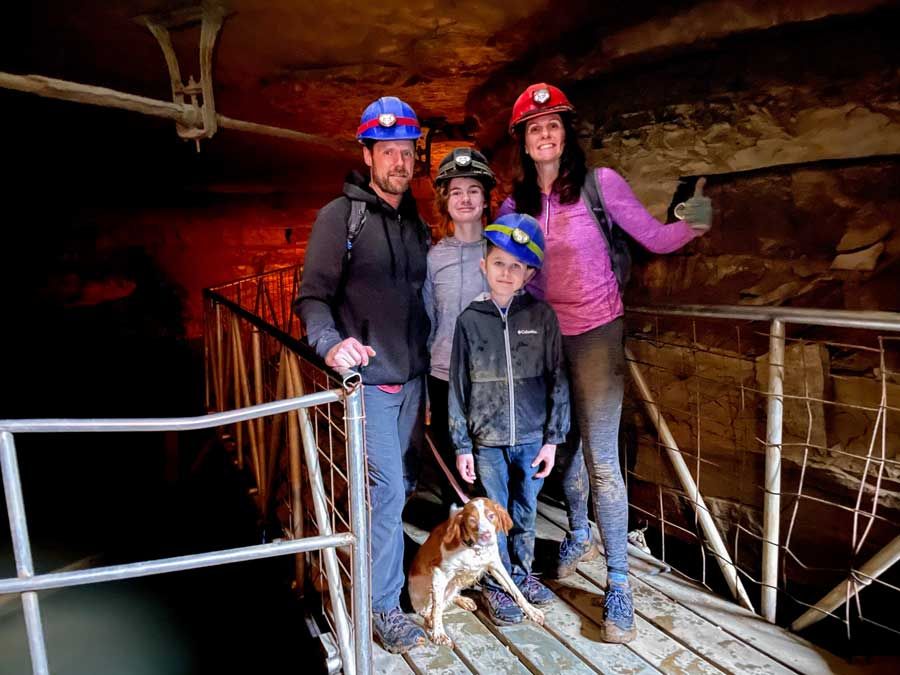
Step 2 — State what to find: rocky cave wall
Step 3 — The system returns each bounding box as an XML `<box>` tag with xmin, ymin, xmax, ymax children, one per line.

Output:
<box><xmin>520</xmin><ymin>10</ymin><xmax>900</xmax><ymax>599</ymax></box>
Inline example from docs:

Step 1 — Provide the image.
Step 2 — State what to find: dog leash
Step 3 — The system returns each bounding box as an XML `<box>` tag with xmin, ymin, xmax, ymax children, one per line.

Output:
<box><xmin>425</xmin><ymin>431</ymin><xmax>470</xmax><ymax>505</ymax></box>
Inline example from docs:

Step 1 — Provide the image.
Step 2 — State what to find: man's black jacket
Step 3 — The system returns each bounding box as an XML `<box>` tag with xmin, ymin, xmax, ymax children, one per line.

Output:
<box><xmin>448</xmin><ymin>291</ymin><xmax>570</xmax><ymax>453</ymax></box>
<box><xmin>295</xmin><ymin>171</ymin><xmax>431</xmax><ymax>385</ymax></box>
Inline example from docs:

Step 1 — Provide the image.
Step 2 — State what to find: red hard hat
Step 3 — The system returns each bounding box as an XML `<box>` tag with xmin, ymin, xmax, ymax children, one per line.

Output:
<box><xmin>509</xmin><ymin>83</ymin><xmax>575</xmax><ymax>135</ymax></box>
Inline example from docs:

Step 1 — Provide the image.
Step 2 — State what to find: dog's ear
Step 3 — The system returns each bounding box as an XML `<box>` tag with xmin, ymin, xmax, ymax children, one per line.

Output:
<box><xmin>494</xmin><ymin>503</ymin><xmax>513</xmax><ymax>534</ymax></box>
<box><xmin>443</xmin><ymin>509</ymin><xmax>464</xmax><ymax>547</ymax></box>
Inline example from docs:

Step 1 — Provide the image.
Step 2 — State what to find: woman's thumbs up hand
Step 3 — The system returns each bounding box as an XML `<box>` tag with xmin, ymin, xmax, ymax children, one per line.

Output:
<box><xmin>674</xmin><ymin>177</ymin><xmax>712</xmax><ymax>233</ymax></box>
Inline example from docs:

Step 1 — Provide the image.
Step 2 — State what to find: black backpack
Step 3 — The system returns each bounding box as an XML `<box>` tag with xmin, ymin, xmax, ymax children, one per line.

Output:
<box><xmin>581</xmin><ymin>170</ymin><xmax>632</xmax><ymax>291</ymax></box>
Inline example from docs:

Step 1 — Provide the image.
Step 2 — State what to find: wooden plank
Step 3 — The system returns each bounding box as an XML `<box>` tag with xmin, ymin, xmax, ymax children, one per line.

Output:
<box><xmin>539</xmin><ymin>592</ymin><xmax>660</xmax><ymax>675</ymax></box>
<box><xmin>536</xmin><ymin>501</ymin><xmax>872</xmax><ymax>675</ymax></box>
<box><xmin>374</xmin><ymin>643</ymin><xmax>415</xmax><ymax>675</ymax></box>
<box><xmin>443</xmin><ymin>606</ymin><xmax>530</xmax><ymax>675</ymax></box>
<box><xmin>534</xmin><ymin>512</ymin><xmax>794</xmax><ymax>674</ymax></box>
<box><xmin>403</xmin><ymin>637</ymin><xmax>473</xmax><ymax>675</ymax></box>
<box><xmin>548</xmin><ymin>571</ymin><xmax>725</xmax><ymax>675</ymax></box>
<box><xmin>475</xmin><ymin>608</ymin><xmax>599</xmax><ymax>675</ymax></box>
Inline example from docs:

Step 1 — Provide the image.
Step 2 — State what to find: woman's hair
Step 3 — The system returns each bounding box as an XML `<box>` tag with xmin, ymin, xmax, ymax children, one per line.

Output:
<box><xmin>432</xmin><ymin>180</ymin><xmax>491</xmax><ymax>240</ymax></box>
<box><xmin>511</xmin><ymin>114</ymin><xmax>587</xmax><ymax>217</ymax></box>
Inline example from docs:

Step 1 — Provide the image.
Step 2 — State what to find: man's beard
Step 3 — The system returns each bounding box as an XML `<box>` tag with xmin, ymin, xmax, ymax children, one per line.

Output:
<box><xmin>372</xmin><ymin>169</ymin><xmax>411</xmax><ymax>195</ymax></box>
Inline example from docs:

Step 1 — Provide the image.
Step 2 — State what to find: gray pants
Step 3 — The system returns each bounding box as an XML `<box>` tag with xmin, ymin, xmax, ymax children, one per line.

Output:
<box><xmin>556</xmin><ymin>317</ymin><xmax>629</xmax><ymax>577</ymax></box>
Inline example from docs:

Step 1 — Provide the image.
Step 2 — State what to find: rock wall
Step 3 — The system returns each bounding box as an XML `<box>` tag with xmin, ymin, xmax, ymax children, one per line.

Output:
<box><xmin>549</xmin><ymin>9</ymin><xmax>900</xmax><ymax>595</ymax></box>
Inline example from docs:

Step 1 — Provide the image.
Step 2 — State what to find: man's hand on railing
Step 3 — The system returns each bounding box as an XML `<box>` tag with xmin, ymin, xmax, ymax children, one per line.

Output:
<box><xmin>325</xmin><ymin>337</ymin><xmax>376</xmax><ymax>369</ymax></box>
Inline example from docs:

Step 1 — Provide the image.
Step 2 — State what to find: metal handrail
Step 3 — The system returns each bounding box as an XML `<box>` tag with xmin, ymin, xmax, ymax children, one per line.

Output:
<box><xmin>0</xmin><ymin>392</ymin><xmax>342</xmax><ymax>433</ymax></box>
<box><xmin>1</xmin><ymin>385</ymin><xmax>369</xmax><ymax>675</ymax></box>
<box><xmin>629</xmin><ymin>304</ymin><xmax>900</xmax><ymax>332</ymax></box>
<box><xmin>0</xmin><ymin>534</ymin><xmax>354</xmax><ymax>595</ymax></box>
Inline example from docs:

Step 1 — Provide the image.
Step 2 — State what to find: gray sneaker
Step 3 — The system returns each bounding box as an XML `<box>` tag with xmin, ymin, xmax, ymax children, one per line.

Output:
<box><xmin>373</xmin><ymin>607</ymin><xmax>426</xmax><ymax>654</ymax></box>
<box><xmin>602</xmin><ymin>581</ymin><xmax>637</xmax><ymax>643</ymax></box>
<box><xmin>555</xmin><ymin>536</ymin><xmax>600</xmax><ymax>579</ymax></box>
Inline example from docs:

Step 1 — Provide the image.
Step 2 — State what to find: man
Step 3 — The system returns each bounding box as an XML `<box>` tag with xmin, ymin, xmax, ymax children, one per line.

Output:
<box><xmin>295</xmin><ymin>96</ymin><xmax>431</xmax><ymax>653</ymax></box>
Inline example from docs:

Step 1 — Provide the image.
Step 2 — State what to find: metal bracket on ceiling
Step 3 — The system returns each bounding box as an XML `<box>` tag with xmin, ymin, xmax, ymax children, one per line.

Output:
<box><xmin>136</xmin><ymin>2</ymin><xmax>231</xmax><ymax>150</ymax></box>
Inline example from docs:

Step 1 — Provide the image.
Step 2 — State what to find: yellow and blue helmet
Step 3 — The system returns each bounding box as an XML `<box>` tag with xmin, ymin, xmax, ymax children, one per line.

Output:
<box><xmin>484</xmin><ymin>213</ymin><xmax>545</xmax><ymax>269</ymax></box>
<box><xmin>356</xmin><ymin>96</ymin><xmax>421</xmax><ymax>143</ymax></box>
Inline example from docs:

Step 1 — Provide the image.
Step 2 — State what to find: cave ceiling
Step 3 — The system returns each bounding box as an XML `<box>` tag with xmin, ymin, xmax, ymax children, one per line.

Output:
<box><xmin>2</xmin><ymin>0</ymin><xmax>895</xmax><ymax>195</ymax></box>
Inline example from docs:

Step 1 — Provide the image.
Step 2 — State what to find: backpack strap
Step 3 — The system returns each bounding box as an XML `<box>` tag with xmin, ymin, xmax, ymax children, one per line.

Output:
<box><xmin>345</xmin><ymin>199</ymin><xmax>368</xmax><ymax>263</ymax></box>
<box><xmin>581</xmin><ymin>168</ymin><xmax>632</xmax><ymax>290</ymax></box>
<box><xmin>581</xmin><ymin>168</ymin><xmax>613</xmax><ymax>247</ymax></box>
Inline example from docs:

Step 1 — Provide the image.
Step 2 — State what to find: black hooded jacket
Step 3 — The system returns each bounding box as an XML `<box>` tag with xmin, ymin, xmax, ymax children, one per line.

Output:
<box><xmin>448</xmin><ymin>291</ymin><xmax>570</xmax><ymax>453</ymax></box>
<box><xmin>295</xmin><ymin>171</ymin><xmax>431</xmax><ymax>385</ymax></box>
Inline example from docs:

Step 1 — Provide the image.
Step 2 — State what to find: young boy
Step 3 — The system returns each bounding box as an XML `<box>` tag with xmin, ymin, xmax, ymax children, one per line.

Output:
<box><xmin>448</xmin><ymin>212</ymin><xmax>570</xmax><ymax>625</ymax></box>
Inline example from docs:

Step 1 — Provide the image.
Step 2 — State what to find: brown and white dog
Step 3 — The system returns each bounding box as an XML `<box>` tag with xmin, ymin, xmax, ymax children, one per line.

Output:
<box><xmin>408</xmin><ymin>497</ymin><xmax>545</xmax><ymax>646</ymax></box>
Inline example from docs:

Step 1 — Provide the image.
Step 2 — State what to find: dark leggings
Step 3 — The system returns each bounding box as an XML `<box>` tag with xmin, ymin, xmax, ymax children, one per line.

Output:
<box><xmin>556</xmin><ymin>318</ymin><xmax>629</xmax><ymax>578</ymax></box>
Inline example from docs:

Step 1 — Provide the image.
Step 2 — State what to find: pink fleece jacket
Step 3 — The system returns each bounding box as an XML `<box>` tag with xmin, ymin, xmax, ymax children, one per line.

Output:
<box><xmin>498</xmin><ymin>168</ymin><xmax>700</xmax><ymax>336</ymax></box>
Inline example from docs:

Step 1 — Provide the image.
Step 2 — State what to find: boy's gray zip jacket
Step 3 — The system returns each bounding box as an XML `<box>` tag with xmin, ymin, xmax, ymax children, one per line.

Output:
<box><xmin>423</xmin><ymin>236</ymin><xmax>487</xmax><ymax>382</ymax></box>
<box><xmin>294</xmin><ymin>171</ymin><xmax>431</xmax><ymax>385</ymax></box>
<box><xmin>448</xmin><ymin>291</ymin><xmax>570</xmax><ymax>454</ymax></box>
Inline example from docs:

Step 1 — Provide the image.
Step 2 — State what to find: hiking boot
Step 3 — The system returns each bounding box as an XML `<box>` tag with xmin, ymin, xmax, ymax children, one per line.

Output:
<box><xmin>518</xmin><ymin>574</ymin><xmax>554</xmax><ymax>606</ymax></box>
<box><xmin>555</xmin><ymin>536</ymin><xmax>600</xmax><ymax>579</ymax></box>
<box><xmin>480</xmin><ymin>587</ymin><xmax>524</xmax><ymax>625</ymax></box>
<box><xmin>601</xmin><ymin>581</ymin><xmax>637</xmax><ymax>643</ymax></box>
<box><xmin>373</xmin><ymin>607</ymin><xmax>426</xmax><ymax>654</ymax></box>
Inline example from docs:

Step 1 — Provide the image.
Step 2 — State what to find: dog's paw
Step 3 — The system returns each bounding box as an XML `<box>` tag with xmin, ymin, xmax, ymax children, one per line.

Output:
<box><xmin>454</xmin><ymin>596</ymin><xmax>477</xmax><ymax>612</ymax></box>
<box><xmin>429</xmin><ymin>630</ymin><xmax>454</xmax><ymax>648</ymax></box>
<box><xmin>525</xmin><ymin>606</ymin><xmax>545</xmax><ymax>625</ymax></box>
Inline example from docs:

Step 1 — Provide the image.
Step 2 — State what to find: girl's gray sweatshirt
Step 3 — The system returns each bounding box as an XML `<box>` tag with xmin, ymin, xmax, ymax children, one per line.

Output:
<box><xmin>423</xmin><ymin>236</ymin><xmax>487</xmax><ymax>381</ymax></box>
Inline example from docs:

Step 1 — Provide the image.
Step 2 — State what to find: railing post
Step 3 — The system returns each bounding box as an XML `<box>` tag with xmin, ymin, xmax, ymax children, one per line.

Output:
<box><xmin>345</xmin><ymin>384</ymin><xmax>371</xmax><ymax>675</ymax></box>
<box><xmin>762</xmin><ymin>318</ymin><xmax>786</xmax><ymax>623</ymax></box>
<box><xmin>1</xmin><ymin>432</ymin><xmax>50</xmax><ymax>675</ymax></box>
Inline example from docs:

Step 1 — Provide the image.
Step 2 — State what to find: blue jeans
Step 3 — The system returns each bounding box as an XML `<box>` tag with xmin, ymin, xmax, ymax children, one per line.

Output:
<box><xmin>474</xmin><ymin>441</ymin><xmax>544</xmax><ymax>590</ymax></box>
<box><xmin>557</xmin><ymin>318</ymin><xmax>629</xmax><ymax>578</ymax></box>
<box><xmin>364</xmin><ymin>377</ymin><xmax>425</xmax><ymax>613</ymax></box>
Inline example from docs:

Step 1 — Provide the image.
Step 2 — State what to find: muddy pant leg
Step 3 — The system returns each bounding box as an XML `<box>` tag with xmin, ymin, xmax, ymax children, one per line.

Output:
<box><xmin>555</xmin><ymin>418</ymin><xmax>592</xmax><ymax>545</ymax></box>
<box><xmin>475</xmin><ymin>445</ymin><xmax>514</xmax><ymax>590</ymax></box>
<box><xmin>507</xmin><ymin>441</ymin><xmax>544</xmax><ymax>581</ymax></box>
<box><xmin>365</xmin><ymin>383</ymin><xmax>419</xmax><ymax>613</ymax></box>
<box><xmin>563</xmin><ymin>318</ymin><xmax>629</xmax><ymax>578</ymax></box>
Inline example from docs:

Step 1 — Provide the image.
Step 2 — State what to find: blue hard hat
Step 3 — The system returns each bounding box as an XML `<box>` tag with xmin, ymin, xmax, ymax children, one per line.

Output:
<box><xmin>357</xmin><ymin>96</ymin><xmax>421</xmax><ymax>142</ymax></box>
<box><xmin>484</xmin><ymin>213</ymin><xmax>545</xmax><ymax>269</ymax></box>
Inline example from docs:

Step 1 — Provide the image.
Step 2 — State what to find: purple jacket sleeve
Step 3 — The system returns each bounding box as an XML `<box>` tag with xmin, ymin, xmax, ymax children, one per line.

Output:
<box><xmin>599</xmin><ymin>168</ymin><xmax>700</xmax><ymax>254</ymax></box>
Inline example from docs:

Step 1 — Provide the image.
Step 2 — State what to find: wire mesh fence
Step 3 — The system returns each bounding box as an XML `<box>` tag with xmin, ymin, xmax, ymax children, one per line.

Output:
<box><xmin>623</xmin><ymin>308</ymin><xmax>900</xmax><ymax>641</ymax></box>
<box><xmin>204</xmin><ymin>268</ymin><xmax>370</xmax><ymax>673</ymax></box>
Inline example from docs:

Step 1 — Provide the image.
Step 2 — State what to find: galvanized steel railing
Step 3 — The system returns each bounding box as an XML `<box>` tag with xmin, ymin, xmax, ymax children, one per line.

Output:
<box><xmin>0</xmin><ymin>388</ymin><xmax>370</xmax><ymax>675</ymax></box>
<box><xmin>625</xmin><ymin>304</ymin><xmax>900</xmax><ymax>636</ymax></box>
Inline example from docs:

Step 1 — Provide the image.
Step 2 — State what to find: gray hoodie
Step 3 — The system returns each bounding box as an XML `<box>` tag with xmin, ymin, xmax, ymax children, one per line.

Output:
<box><xmin>423</xmin><ymin>236</ymin><xmax>487</xmax><ymax>381</ymax></box>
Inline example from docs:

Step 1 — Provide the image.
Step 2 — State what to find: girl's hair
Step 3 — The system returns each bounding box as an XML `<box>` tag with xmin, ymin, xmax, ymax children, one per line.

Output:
<box><xmin>511</xmin><ymin>114</ymin><xmax>587</xmax><ymax>217</ymax></box>
<box><xmin>432</xmin><ymin>181</ymin><xmax>491</xmax><ymax>240</ymax></box>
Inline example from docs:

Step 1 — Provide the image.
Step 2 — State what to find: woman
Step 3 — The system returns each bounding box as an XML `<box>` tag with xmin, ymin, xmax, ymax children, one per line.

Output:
<box><xmin>423</xmin><ymin>147</ymin><xmax>497</xmax><ymax>508</ymax></box>
<box><xmin>500</xmin><ymin>83</ymin><xmax>712</xmax><ymax>643</ymax></box>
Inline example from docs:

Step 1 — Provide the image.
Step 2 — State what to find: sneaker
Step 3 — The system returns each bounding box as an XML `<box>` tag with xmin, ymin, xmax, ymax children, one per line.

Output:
<box><xmin>373</xmin><ymin>607</ymin><xmax>426</xmax><ymax>654</ymax></box>
<box><xmin>602</xmin><ymin>581</ymin><xmax>637</xmax><ymax>643</ymax></box>
<box><xmin>555</xmin><ymin>536</ymin><xmax>600</xmax><ymax>579</ymax></box>
<box><xmin>480</xmin><ymin>587</ymin><xmax>524</xmax><ymax>625</ymax></box>
<box><xmin>518</xmin><ymin>574</ymin><xmax>554</xmax><ymax>606</ymax></box>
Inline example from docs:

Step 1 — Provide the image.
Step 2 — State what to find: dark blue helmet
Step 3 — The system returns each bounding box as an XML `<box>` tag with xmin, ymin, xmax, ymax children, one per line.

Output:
<box><xmin>484</xmin><ymin>213</ymin><xmax>545</xmax><ymax>269</ymax></box>
<box><xmin>356</xmin><ymin>96</ymin><xmax>421</xmax><ymax>143</ymax></box>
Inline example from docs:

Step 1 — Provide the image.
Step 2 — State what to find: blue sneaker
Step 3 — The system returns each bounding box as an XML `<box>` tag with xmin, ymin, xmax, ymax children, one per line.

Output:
<box><xmin>373</xmin><ymin>607</ymin><xmax>426</xmax><ymax>653</ymax></box>
<box><xmin>480</xmin><ymin>587</ymin><xmax>524</xmax><ymax>625</ymax></box>
<box><xmin>555</xmin><ymin>536</ymin><xmax>600</xmax><ymax>579</ymax></box>
<box><xmin>518</xmin><ymin>574</ymin><xmax>554</xmax><ymax>606</ymax></box>
<box><xmin>602</xmin><ymin>581</ymin><xmax>637</xmax><ymax>643</ymax></box>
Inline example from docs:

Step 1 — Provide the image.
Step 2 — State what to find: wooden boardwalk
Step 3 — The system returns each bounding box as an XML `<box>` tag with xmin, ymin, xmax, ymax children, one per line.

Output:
<box><xmin>372</xmin><ymin>492</ymin><xmax>897</xmax><ymax>675</ymax></box>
